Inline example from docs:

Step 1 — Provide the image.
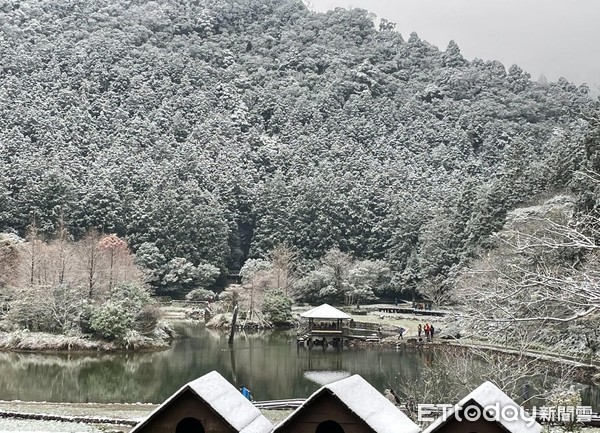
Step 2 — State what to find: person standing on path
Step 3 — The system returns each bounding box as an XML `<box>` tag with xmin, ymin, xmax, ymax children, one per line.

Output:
<box><xmin>417</xmin><ymin>324</ymin><xmax>422</xmax><ymax>338</ymax></box>
<box><xmin>424</xmin><ymin>323</ymin><xmax>430</xmax><ymax>341</ymax></box>
<box><xmin>398</xmin><ymin>327</ymin><xmax>405</xmax><ymax>340</ymax></box>
<box><xmin>240</xmin><ymin>385</ymin><xmax>253</xmax><ymax>401</ymax></box>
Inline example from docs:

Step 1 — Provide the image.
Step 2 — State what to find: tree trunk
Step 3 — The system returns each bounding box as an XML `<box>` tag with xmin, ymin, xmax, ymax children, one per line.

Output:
<box><xmin>228</xmin><ymin>305</ymin><xmax>238</xmax><ymax>345</ymax></box>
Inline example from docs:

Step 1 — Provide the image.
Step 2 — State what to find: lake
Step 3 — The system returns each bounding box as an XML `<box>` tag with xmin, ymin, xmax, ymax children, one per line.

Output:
<box><xmin>0</xmin><ymin>322</ymin><xmax>597</xmax><ymax>411</ymax></box>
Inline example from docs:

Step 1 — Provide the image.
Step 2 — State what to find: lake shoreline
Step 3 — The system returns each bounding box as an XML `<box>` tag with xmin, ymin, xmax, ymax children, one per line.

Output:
<box><xmin>352</xmin><ymin>336</ymin><xmax>600</xmax><ymax>384</ymax></box>
<box><xmin>0</xmin><ymin>322</ymin><xmax>597</xmax><ymax>417</ymax></box>
<box><xmin>1</xmin><ymin>313</ymin><xmax>598</xmax><ymax>387</ymax></box>
<box><xmin>0</xmin><ymin>330</ymin><xmax>173</xmax><ymax>353</ymax></box>
<box><xmin>330</xmin><ymin>306</ymin><xmax>600</xmax><ymax>384</ymax></box>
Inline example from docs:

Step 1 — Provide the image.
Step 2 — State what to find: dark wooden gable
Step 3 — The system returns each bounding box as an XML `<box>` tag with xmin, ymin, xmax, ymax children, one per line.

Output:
<box><xmin>425</xmin><ymin>400</ymin><xmax>512</xmax><ymax>433</ymax></box>
<box><xmin>133</xmin><ymin>388</ymin><xmax>239</xmax><ymax>433</ymax></box>
<box><xmin>275</xmin><ymin>390</ymin><xmax>378</xmax><ymax>433</ymax></box>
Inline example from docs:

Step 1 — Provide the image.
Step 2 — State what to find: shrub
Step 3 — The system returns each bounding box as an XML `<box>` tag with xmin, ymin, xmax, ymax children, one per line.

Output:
<box><xmin>218</xmin><ymin>290</ymin><xmax>240</xmax><ymax>312</ymax></box>
<box><xmin>90</xmin><ymin>302</ymin><xmax>134</xmax><ymax>341</ymax></box>
<box><xmin>185</xmin><ymin>288</ymin><xmax>216</xmax><ymax>302</ymax></box>
<box><xmin>135</xmin><ymin>304</ymin><xmax>161</xmax><ymax>335</ymax></box>
<box><xmin>547</xmin><ymin>385</ymin><xmax>582</xmax><ymax>432</ymax></box>
<box><xmin>4</xmin><ymin>284</ymin><xmax>82</xmax><ymax>334</ymax></box>
<box><xmin>89</xmin><ymin>284</ymin><xmax>158</xmax><ymax>342</ymax></box>
<box><xmin>110</xmin><ymin>284</ymin><xmax>153</xmax><ymax>310</ymax></box>
<box><xmin>261</xmin><ymin>289</ymin><xmax>293</xmax><ymax>326</ymax></box>
<box><xmin>79</xmin><ymin>306</ymin><xmax>94</xmax><ymax>334</ymax></box>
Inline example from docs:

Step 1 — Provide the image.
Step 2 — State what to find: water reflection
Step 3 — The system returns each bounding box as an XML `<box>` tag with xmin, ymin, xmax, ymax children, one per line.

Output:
<box><xmin>0</xmin><ymin>322</ymin><xmax>596</xmax><ymax>412</ymax></box>
<box><xmin>303</xmin><ymin>371</ymin><xmax>351</xmax><ymax>386</ymax></box>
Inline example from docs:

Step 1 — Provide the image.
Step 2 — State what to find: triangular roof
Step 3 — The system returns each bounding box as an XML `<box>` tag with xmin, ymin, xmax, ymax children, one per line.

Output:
<box><xmin>130</xmin><ymin>371</ymin><xmax>273</xmax><ymax>433</ymax></box>
<box><xmin>300</xmin><ymin>303</ymin><xmax>351</xmax><ymax>319</ymax></box>
<box><xmin>275</xmin><ymin>374</ymin><xmax>420</xmax><ymax>433</ymax></box>
<box><xmin>422</xmin><ymin>381</ymin><xmax>542</xmax><ymax>433</ymax></box>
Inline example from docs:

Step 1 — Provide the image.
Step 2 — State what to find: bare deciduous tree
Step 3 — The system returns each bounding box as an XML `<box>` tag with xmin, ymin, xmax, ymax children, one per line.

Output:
<box><xmin>269</xmin><ymin>243</ymin><xmax>298</xmax><ymax>295</ymax></box>
<box><xmin>455</xmin><ymin>197</ymin><xmax>600</xmax><ymax>363</ymax></box>
<box><xmin>77</xmin><ymin>230</ymin><xmax>104</xmax><ymax>301</ymax></box>
<box><xmin>418</xmin><ymin>276</ymin><xmax>455</xmax><ymax>308</ymax></box>
<box><xmin>53</xmin><ymin>212</ymin><xmax>72</xmax><ymax>286</ymax></box>
<box><xmin>98</xmin><ymin>234</ymin><xmax>129</xmax><ymax>292</ymax></box>
<box><xmin>23</xmin><ymin>216</ymin><xmax>42</xmax><ymax>287</ymax></box>
<box><xmin>396</xmin><ymin>346</ymin><xmax>575</xmax><ymax>421</ymax></box>
<box><xmin>239</xmin><ymin>258</ymin><xmax>272</xmax><ymax>319</ymax></box>
<box><xmin>47</xmin><ymin>284</ymin><xmax>82</xmax><ymax>333</ymax></box>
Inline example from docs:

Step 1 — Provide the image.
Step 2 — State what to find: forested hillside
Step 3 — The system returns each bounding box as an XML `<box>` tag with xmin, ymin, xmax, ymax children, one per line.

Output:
<box><xmin>0</xmin><ymin>0</ymin><xmax>597</xmax><ymax>296</ymax></box>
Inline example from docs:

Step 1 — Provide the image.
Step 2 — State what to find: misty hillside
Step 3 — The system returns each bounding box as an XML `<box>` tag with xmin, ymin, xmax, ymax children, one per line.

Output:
<box><xmin>0</xmin><ymin>0</ymin><xmax>597</xmax><ymax>294</ymax></box>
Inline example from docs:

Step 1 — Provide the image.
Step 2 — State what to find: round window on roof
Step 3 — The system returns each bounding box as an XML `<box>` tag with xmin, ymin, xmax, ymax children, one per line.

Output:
<box><xmin>316</xmin><ymin>420</ymin><xmax>345</xmax><ymax>433</ymax></box>
<box><xmin>176</xmin><ymin>417</ymin><xmax>205</xmax><ymax>433</ymax></box>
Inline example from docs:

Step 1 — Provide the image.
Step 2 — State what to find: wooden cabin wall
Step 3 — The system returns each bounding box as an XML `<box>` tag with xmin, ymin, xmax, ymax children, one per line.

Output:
<box><xmin>136</xmin><ymin>389</ymin><xmax>237</xmax><ymax>433</ymax></box>
<box><xmin>276</xmin><ymin>393</ymin><xmax>378</xmax><ymax>433</ymax></box>
<box><xmin>433</xmin><ymin>415</ymin><xmax>508</xmax><ymax>433</ymax></box>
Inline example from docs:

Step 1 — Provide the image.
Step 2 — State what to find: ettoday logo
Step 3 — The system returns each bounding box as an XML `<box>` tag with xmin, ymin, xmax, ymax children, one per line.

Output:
<box><xmin>418</xmin><ymin>402</ymin><xmax>535</xmax><ymax>427</ymax></box>
<box><xmin>417</xmin><ymin>403</ymin><xmax>597</xmax><ymax>427</ymax></box>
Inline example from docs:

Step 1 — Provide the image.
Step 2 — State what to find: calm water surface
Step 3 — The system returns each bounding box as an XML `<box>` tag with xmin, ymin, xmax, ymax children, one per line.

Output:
<box><xmin>0</xmin><ymin>322</ymin><xmax>597</xmax><ymax>411</ymax></box>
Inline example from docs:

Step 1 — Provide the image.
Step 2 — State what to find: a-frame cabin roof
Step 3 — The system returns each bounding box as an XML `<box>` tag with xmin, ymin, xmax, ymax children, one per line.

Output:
<box><xmin>422</xmin><ymin>381</ymin><xmax>542</xmax><ymax>433</ymax></box>
<box><xmin>130</xmin><ymin>371</ymin><xmax>273</xmax><ymax>433</ymax></box>
<box><xmin>275</xmin><ymin>374</ymin><xmax>420</xmax><ymax>433</ymax></box>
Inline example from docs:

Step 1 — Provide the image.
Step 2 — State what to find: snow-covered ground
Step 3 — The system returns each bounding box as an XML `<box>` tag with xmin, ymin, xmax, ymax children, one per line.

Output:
<box><xmin>0</xmin><ymin>418</ymin><xmax>102</xmax><ymax>432</ymax></box>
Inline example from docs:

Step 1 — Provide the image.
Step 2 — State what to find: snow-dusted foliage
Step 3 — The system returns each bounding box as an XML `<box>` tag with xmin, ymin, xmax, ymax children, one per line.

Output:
<box><xmin>0</xmin><ymin>0</ymin><xmax>596</xmax><ymax>300</ymax></box>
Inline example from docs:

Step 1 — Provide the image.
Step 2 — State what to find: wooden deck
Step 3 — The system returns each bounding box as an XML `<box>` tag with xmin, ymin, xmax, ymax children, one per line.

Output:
<box><xmin>297</xmin><ymin>320</ymin><xmax>383</xmax><ymax>345</ymax></box>
<box><xmin>310</xmin><ymin>329</ymin><xmax>344</xmax><ymax>337</ymax></box>
<box><xmin>377</xmin><ymin>306</ymin><xmax>447</xmax><ymax>316</ymax></box>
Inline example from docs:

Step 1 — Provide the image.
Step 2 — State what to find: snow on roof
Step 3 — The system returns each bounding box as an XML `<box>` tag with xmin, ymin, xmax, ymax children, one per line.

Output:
<box><xmin>275</xmin><ymin>374</ymin><xmax>420</xmax><ymax>433</ymax></box>
<box><xmin>300</xmin><ymin>304</ymin><xmax>351</xmax><ymax>319</ymax></box>
<box><xmin>422</xmin><ymin>381</ymin><xmax>542</xmax><ymax>433</ymax></box>
<box><xmin>130</xmin><ymin>371</ymin><xmax>272</xmax><ymax>433</ymax></box>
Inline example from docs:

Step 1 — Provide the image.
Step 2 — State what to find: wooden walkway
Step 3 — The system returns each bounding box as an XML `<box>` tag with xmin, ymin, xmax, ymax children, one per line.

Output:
<box><xmin>377</xmin><ymin>306</ymin><xmax>447</xmax><ymax>316</ymax></box>
<box><xmin>254</xmin><ymin>399</ymin><xmax>306</xmax><ymax>409</ymax></box>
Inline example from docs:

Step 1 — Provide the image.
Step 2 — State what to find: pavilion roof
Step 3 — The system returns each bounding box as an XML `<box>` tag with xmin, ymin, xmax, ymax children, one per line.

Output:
<box><xmin>300</xmin><ymin>303</ymin><xmax>351</xmax><ymax>320</ymax></box>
